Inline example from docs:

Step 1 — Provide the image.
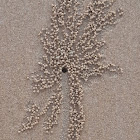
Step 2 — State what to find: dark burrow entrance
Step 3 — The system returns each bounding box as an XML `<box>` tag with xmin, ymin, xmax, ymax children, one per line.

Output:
<box><xmin>62</xmin><ymin>67</ymin><xmax>68</xmax><ymax>73</ymax></box>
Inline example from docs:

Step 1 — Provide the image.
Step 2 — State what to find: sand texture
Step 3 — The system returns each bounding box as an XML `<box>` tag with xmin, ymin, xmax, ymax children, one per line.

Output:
<box><xmin>0</xmin><ymin>0</ymin><xmax>140</xmax><ymax>140</ymax></box>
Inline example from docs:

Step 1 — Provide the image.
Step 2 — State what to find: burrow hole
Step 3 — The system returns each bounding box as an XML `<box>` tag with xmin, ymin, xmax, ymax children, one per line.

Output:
<box><xmin>62</xmin><ymin>67</ymin><xmax>68</xmax><ymax>73</ymax></box>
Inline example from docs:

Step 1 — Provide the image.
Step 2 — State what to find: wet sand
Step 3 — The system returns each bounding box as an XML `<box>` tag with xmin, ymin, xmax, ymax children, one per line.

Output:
<box><xmin>0</xmin><ymin>0</ymin><xmax>140</xmax><ymax>140</ymax></box>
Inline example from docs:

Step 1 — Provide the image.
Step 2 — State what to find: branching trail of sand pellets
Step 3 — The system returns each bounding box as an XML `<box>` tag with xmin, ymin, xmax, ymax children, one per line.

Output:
<box><xmin>19</xmin><ymin>0</ymin><xmax>123</xmax><ymax>139</ymax></box>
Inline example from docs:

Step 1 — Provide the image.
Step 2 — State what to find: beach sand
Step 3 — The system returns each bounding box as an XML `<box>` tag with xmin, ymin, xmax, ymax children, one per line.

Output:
<box><xmin>0</xmin><ymin>0</ymin><xmax>140</xmax><ymax>140</ymax></box>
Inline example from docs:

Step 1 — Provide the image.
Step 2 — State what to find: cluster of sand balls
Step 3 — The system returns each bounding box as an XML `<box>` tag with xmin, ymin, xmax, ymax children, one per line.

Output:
<box><xmin>18</xmin><ymin>103</ymin><xmax>40</xmax><ymax>133</ymax></box>
<box><xmin>19</xmin><ymin>0</ymin><xmax>123</xmax><ymax>139</ymax></box>
<box><xmin>19</xmin><ymin>85</ymin><xmax>62</xmax><ymax>133</ymax></box>
<box><xmin>67</xmin><ymin>73</ymin><xmax>85</xmax><ymax>140</ymax></box>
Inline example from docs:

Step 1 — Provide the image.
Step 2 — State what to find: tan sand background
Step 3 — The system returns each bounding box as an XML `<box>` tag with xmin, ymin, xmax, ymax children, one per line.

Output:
<box><xmin>0</xmin><ymin>0</ymin><xmax>140</xmax><ymax>140</ymax></box>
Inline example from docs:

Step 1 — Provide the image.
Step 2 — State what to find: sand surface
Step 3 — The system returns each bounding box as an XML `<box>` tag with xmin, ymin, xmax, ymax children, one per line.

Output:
<box><xmin>0</xmin><ymin>0</ymin><xmax>140</xmax><ymax>140</ymax></box>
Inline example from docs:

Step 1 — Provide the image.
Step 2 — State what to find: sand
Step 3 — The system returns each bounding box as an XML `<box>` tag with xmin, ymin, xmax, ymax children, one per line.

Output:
<box><xmin>0</xmin><ymin>0</ymin><xmax>140</xmax><ymax>140</ymax></box>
